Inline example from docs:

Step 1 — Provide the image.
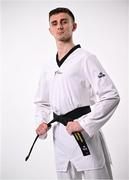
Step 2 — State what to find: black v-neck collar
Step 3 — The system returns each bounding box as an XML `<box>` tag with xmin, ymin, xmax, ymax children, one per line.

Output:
<box><xmin>56</xmin><ymin>44</ymin><xmax>81</xmax><ymax>67</ymax></box>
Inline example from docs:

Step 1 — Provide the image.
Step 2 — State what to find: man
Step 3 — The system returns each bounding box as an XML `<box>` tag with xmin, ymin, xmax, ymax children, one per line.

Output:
<box><xmin>35</xmin><ymin>7</ymin><xmax>120</xmax><ymax>180</ymax></box>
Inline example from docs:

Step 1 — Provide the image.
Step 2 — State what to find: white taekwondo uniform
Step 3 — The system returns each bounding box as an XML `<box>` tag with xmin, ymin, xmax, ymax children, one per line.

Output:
<box><xmin>35</xmin><ymin>45</ymin><xmax>120</xmax><ymax>179</ymax></box>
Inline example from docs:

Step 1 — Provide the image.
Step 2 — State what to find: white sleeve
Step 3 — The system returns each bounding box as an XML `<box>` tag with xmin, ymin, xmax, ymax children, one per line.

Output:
<box><xmin>78</xmin><ymin>55</ymin><xmax>120</xmax><ymax>137</ymax></box>
<box><xmin>34</xmin><ymin>71</ymin><xmax>51</xmax><ymax>126</ymax></box>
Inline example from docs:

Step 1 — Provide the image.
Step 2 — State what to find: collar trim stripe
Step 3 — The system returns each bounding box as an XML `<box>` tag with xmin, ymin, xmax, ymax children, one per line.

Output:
<box><xmin>56</xmin><ymin>44</ymin><xmax>81</xmax><ymax>67</ymax></box>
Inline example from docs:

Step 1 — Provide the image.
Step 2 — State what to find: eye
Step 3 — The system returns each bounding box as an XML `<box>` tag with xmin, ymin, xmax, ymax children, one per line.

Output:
<box><xmin>62</xmin><ymin>20</ymin><xmax>68</xmax><ymax>24</ymax></box>
<box><xmin>51</xmin><ymin>21</ymin><xmax>57</xmax><ymax>26</ymax></box>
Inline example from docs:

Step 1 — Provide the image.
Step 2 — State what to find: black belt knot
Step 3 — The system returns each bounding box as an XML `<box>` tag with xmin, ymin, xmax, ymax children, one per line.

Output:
<box><xmin>52</xmin><ymin>106</ymin><xmax>91</xmax><ymax>156</ymax></box>
<box><xmin>25</xmin><ymin>106</ymin><xmax>91</xmax><ymax>161</ymax></box>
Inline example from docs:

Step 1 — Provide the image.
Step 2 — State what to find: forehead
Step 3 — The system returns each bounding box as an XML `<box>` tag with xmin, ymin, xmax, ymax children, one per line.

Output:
<box><xmin>49</xmin><ymin>12</ymin><xmax>72</xmax><ymax>22</ymax></box>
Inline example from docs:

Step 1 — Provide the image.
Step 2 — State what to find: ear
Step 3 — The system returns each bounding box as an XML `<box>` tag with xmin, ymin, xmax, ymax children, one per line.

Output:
<box><xmin>49</xmin><ymin>27</ymin><xmax>52</xmax><ymax>34</ymax></box>
<box><xmin>49</xmin><ymin>27</ymin><xmax>51</xmax><ymax>34</ymax></box>
<box><xmin>72</xmin><ymin>23</ymin><xmax>77</xmax><ymax>32</ymax></box>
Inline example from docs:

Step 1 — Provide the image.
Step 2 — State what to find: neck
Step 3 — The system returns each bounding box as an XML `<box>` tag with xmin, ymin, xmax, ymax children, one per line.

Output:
<box><xmin>56</xmin><ymin>40</ymin><xmax>75</xmax><ymax>61</ymax></box>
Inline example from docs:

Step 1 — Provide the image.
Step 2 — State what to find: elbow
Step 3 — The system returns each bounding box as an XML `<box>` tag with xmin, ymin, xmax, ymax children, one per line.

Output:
<box><xmin>104</xmin><ymin>91</ymin><xmax>120</xmax><ymax>110</ymax></box>
<box><xmin>115</xmin><ymin>92</ymin><xmax>120</xmax><ymax>106</ymax></box>
<box><xmin>109</xmin><ymin>88</ymin><xmax>120</xmax><ymax>106</ymax></box>
<box><xmin>117</xmin><ymin>95</ymin><xmax>120</xmax><ymax>104</ymax></box>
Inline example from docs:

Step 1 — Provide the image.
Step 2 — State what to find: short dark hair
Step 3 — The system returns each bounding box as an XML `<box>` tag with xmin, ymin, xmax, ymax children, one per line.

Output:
<box><xmin>49</xmin><ymin>7</ymin><xmax>75</xmax><ymax>22</ymax></box>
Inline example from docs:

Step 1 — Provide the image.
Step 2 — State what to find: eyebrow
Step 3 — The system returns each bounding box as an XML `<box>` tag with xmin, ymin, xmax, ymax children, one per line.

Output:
<box><xmin>50</xmin><ymin>18</ymin><xmax>68</xmax><ymax>24</ymax></box>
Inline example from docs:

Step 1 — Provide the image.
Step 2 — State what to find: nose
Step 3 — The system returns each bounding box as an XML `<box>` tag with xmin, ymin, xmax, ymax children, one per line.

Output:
<box><xmin>57</xmin><ymin>23</ymin><xmax>63</xmax><ymax>30</ymax></box>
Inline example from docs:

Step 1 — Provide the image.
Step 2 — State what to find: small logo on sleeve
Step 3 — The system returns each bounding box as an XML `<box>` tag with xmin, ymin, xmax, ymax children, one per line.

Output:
<box><xmin>98</xmin><ymin>72</ymin><xmax>105</xmax><ymax>78</ymax></box>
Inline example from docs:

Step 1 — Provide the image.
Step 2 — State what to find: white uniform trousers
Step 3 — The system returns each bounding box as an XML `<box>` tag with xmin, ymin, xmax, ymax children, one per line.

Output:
<box><xmin>57</xmin><ymin>161</ymin><xmax>113</xmax><ymax>180</ymax></box>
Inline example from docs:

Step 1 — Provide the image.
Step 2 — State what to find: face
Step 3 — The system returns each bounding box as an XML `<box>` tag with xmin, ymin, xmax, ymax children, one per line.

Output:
<box><xmin>49</xmin><ymin>13</ymin><xmax>77</xmax><ymax>42</ymax></box>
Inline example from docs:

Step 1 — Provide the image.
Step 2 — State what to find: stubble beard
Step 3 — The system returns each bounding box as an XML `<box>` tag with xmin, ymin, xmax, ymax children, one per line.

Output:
<box><xmin>57</xmin><ymin>34</ymin><xmax>72</xmax><ymax>43</ymax></box>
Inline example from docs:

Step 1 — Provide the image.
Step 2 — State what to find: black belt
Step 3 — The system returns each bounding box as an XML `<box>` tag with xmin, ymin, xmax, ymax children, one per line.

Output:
<box><xmin>25</xmin><ymin>106</ymin><xmax>91</xmax><ymax>161</ymax></box>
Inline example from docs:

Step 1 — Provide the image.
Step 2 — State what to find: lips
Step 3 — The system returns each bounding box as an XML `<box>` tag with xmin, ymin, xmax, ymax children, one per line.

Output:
<box><xmin>57</xmin><ymin>32</ymin><xmax>64</xmax><ymax>35</ymax></box>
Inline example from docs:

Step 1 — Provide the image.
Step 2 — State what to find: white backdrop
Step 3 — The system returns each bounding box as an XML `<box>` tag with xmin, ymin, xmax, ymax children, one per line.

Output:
<box><xmin>1</xmin><ymin>0</ymin><xmax>128</xmax><ymax>179</ymax></box>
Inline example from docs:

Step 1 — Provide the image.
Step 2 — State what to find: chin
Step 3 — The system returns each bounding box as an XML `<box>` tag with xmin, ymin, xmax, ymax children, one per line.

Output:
<box><xmin>58</xmin><ymin>36</ymin><xmax>72</xmax><ymax>42</ymax></box>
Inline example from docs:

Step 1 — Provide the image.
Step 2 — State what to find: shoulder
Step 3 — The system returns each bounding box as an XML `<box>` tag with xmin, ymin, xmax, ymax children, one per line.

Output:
<box><xmin>76</xmin><ymin>48</ymin><xmax>96</xmax><ymax>60</ymax></box>
<box><xmin>77</xmin><ymin>48</ymin><xmax>104</xmax><ymax>73</ymax></box>
<box><xmin>78</xmin><ymin>48</ymin><xmax>92</xmax><ymax>56</ymax></box>
<box><xmin>76</xmin><ymin>48</ymin><xmax>98</xmax><ymax>66</ymax></box>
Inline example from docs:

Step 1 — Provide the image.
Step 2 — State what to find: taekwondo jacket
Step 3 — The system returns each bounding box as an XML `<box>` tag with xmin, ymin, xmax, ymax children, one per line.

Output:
<box><xmin>34</xmin><ymin>45</ymin><xmax>120</xmax><ymax>171</ymax></box>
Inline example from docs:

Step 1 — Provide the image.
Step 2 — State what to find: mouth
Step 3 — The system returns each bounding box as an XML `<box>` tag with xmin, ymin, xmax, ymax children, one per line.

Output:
<box><xmin>57</xmin><ymin>32</ymin><xmax>64</xmax><ymax>35</ymax></box>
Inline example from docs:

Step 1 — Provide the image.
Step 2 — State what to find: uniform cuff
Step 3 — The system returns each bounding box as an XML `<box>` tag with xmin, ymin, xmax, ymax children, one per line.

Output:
<box><xmin>76</xmin><ymin>117</ymin><xmax>94</xmax><ymax>138</ymax></box>
<box><xmin>38</xmin><ymin>133</ymin><xmax>47</xmax><ymax>140</ymax></box>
